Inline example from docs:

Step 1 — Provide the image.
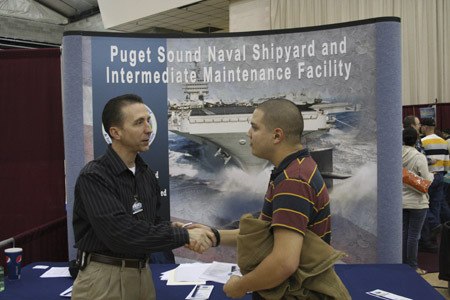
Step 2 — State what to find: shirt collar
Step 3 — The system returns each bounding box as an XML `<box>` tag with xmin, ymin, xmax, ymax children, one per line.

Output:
<box><xmin>105</xmin><ymin>145</ymin><xmax>148</xmax><ymax>176</ymax></box>
<box><xmin>270</xmin><ymin>148</ymin><xmax>310</xmax><ymax>180</ymax></box>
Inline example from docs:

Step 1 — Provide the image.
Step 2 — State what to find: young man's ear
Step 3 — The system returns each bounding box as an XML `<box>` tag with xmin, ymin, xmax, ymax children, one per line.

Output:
<box><xmin>273</xmin><ymin>128</ymin><xmax>283</xmax><ymax>143</ymax></box>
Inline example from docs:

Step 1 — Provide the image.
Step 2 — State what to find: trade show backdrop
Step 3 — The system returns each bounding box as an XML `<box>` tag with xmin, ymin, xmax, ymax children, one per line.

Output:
<box><xmin>62</xmin><ymin>17</ymin><xmax>401</xmax><ymax>263</ymax></box>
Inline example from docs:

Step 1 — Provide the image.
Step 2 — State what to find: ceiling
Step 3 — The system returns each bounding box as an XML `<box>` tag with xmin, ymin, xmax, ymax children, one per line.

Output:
<box><xmin>35</xmin><ymin>0</ymin><xmax>99</xmax><ymax>23</ymax></box>
<box><xmin>36</xmin><ymin>0</ymin><xmax>230</xmax><ymax>34</ymax></box>
<box><xmin>0</xmin><ymin>0</ymin><xmax>229</xmax><ymax>49</ymax></box>
<box><xmin>115</xmin><ymin>0</ymin><xmax>229</xmax><ymax>34</ymax></box>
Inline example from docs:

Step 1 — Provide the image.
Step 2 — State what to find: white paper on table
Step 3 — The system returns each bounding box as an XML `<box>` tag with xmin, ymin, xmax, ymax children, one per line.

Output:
<box><xmin>366</xmin><ymin>289</ymin><xmax>412</xmax><ymax>300</ymax></box>
<box><xmin>160</xmin><ymin>268</ymin><xmax>176</xmax><ymax>281</ymax></box>
<box><xmin>32</xmin><ymin>265</ymin><xmax>49</xmax><ymax>270</ymax></box>
<box><xmin>165</xmin><ymin>268</ymin><xmax>206</xmax><ymax>286</ymax></box>
<box><xmin>39</xmin><ymin>267</ymin><xmax>71</xmax><ymax>278</ymax></box>
<box><xmin>199</xmin><ymin>261</ymin><xmax>239</xmax><ymax>284</ymax></box>
<box><xmin>59</xmin><ymin>285</ymin><xmax>72</xmax><ymax>297</ymax></box>
<box><xmin>186</xmin><ymin>284</ymin><xmax>214</xmax><ymax>299</ymax></box>
<box><xmin>175</xmin><ymin>263</ymin><xmax>211</xmax><ymax>282</ymax></box>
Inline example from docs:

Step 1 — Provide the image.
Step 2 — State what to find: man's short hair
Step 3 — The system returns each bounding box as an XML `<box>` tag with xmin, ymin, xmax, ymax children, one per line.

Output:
<box><xmin>420</xmin><ymin>117</ymin><xmax>435</xmax><ymax>127</ymax></box>
<box><xmin>256</xmin><ymin>99</ymin><xmax>304</xmax><ymax>143</ymax></box>
<box><xmin>403</xmin><ymin>127</ymin><xmax>418</xmax><ymax>146</ymax></box>
<box><xmin>102</xmin><ymin>94</ymin><xmax>144</xmax><ymax>138</ymax></box>
<box><xmin>403</xmin><ymin>115</ymin><xmax>418</xmax><ymax>128</ymax></box>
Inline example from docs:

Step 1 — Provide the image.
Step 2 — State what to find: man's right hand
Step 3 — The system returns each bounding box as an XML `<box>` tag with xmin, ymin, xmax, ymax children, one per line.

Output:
<box><xmin>187</xmin><ymin>227</ymin><xmax>215</xmax><ymax>253</ymax></box>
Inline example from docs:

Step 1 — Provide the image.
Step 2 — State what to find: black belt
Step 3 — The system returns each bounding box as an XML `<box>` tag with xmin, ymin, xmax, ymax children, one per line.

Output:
<box><xmin>89</xmin><ymin>253</ymin><xmax>148</xmax><ymax>269</ymax></box>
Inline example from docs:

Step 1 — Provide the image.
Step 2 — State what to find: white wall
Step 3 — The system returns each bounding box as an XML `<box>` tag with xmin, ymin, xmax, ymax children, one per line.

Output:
<box><xmin>229</xmin><ymin>0</ymin><xmax>270</xmax><ymax>32</ymax></box>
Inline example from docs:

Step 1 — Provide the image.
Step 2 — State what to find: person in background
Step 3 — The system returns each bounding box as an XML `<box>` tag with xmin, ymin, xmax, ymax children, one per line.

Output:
<box><xmin>206</xmin><ymin>99</ymin><xmax>336</xmax><ymax>298</ymax></box>
<box><xmin>442</xmin><ymin>129</ymin><xmax>450</xmax><ymax>154</ymax></box>
<box><xmin>441</xmin><ymin>129</ymin><xmax>450</xmax><ymax>219</ymax></box>
<box><xmin>403</xmin><ymin>115</ymin><xmax>421</xmax><ymax>132</ymax></box>
<box><xmin>402</xmin><ymin>127</ymin><xmax>434</xmax><ymax>275</ymax></box>
<box><xmin>71</xmin><ymin>94</ymin><xmax>216</xmax><ymax>300</ymax></box>
<box><xmin>403</xmin><ymin>115</ymin><xmax>425</xmax><ymax>155</ymax></box>
<box><xmin>419</xmin><ymin>118</ymin><xmax>450</xmax><ymax>252</ymax></box>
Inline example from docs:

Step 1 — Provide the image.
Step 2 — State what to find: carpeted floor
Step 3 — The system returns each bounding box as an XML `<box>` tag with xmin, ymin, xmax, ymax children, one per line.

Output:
<box><xmin>422</xmin><ymin>273</ymin><xmax>450</xmax><ymax>299</ymax></box>
<box><xmin>418</xmin><ymin>232</ymin><xmax>450</xmax><ymax>298</ymax></box>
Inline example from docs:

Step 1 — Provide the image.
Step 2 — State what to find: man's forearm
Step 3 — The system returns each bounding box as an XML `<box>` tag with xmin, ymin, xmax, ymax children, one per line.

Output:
<box><xmin>223</xmin><ymin>251</ymin><xmax>296</xmax><ymax>298</ymax></box>
<box><xmin>242</xmin><ymin>251</ymin><xmax>296</xmax><ymax>291</ymax></box>
<box><xmin>223</xmin><ymin>227</ymin><xmax>303</xmax><ymax>297</ymax></box>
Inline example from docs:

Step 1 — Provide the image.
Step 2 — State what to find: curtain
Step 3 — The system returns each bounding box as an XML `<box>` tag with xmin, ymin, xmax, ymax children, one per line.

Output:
<box><xmin>0</xmin><ymin>217</ymin><xmax>68</xmax><ymax>267</ymax></box>
<box><xmin>0</xmin><ymin>49</ymin><xmax>66</xmax><ymax>252</ymax></box>
<box><xmin>270</xmin><ymin>0</ymin><xmax>450</xmax><ymax>106</ymax></box>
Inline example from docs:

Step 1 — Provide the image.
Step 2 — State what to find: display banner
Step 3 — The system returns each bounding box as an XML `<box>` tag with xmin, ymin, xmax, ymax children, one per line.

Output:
<box><xmin>419</xmin><ymin>106</ymin><xmax>436</xmax><ymax>120</ymax></box>
<box><xmin>63</xmin><ymin>17</ymin><xmax>401</xmax><ymax>263</ymax></box>
<box><xmin>90</xmin><ymin>36</ymin><xmax>170</xmax><ymax>207</ymax></box>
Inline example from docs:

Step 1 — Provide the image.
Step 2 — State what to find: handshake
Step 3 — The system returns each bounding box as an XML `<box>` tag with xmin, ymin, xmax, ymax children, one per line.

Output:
<box><xmin>173</xmin><ymin>222</ymin><xmax>220</xmax><ymax>254</ymax></box>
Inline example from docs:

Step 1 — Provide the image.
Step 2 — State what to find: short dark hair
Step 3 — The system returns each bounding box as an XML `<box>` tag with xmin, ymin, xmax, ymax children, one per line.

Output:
<box><xmin>420</xmin><ymin>117</ymin><xmax>435</xmax><ymax>127</ymax></box>
<box><xmin>403</xmin><ymin>127</ymin><xmax>418</xmax><ymax>146</ymax></box>
<box><xmin>102</xmin><ymin>94</ymin><xmax>144</xmax><ymax>138</ymax></box>
<box><xmin>256</xmin><ymin>99</ymin><xmax>304</xmax><ymax>143</ymax></box>
<box><xmin>403</xmin><ymin>115</ymin><xmax>418</xmax><ymax>128</ymax></box>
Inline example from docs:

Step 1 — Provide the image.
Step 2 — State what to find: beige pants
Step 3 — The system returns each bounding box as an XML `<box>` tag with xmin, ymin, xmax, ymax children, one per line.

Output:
<box><xmin>71</xmin><ymin>261</ymin><xmax>156</xmax><ymax>300</ymax></box>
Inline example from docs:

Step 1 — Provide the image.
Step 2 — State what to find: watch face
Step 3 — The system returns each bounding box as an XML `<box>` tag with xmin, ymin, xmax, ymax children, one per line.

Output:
<box><xmin>102</xmin><ymin>104</ymin><xmax>158</xmax><ymax>146</ymax></box>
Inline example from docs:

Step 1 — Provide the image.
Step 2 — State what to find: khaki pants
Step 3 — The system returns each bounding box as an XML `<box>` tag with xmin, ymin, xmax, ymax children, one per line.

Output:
<box><xmin>72</xmin><ymin>261</ymin><xmax>156</xmax><ymax>300</ymax></box>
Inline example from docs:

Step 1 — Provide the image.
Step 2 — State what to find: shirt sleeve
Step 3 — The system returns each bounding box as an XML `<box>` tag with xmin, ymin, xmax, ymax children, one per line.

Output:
<box><xmin>416</xmin><ymin>154</ymin><xmax>434</xmax><ymax>182</ymax></box>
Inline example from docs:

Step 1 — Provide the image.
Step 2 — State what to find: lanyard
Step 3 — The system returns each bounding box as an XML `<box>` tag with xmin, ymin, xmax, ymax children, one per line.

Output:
<box><xmin>131</xmin><ymin>171</ymin><xmax>144</xmax><ymax>216</ymax></box>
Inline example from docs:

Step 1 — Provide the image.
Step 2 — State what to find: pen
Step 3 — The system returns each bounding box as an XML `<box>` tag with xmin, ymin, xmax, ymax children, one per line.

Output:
<box><xmin>228</xmin><ymin>265</ymin><xmax>236</xmax><ymax>275</ymax></box>
<box><xmin>191</xmin><ymin>285</ymin><xmax>201</xmax><ymax>298</ymax></box>
<box><xmin>182</xmin><ymin>222</ymin><xmax>193</xmax><ymax>228</ymax></box>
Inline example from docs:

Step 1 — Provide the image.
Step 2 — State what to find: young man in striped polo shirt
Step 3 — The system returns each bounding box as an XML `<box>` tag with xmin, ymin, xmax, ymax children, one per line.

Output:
<box><xmin>217</xmin><ymin>99</ymin><xmax>331</xmax><ymax>298</ymax></box>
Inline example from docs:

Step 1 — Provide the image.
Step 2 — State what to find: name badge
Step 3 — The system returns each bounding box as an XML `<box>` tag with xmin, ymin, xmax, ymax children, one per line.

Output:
<box><xmin>132</xmin><ymin>201</ymin><xmax>143</xmax><ymax>214</ymax></box>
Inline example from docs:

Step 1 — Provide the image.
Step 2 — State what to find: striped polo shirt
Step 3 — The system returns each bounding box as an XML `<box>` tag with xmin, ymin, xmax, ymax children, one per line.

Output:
<box><xmin>261</xmin><ymin>148</ymin><xmax>331</xmax><ymax>244</ymax></box>
<box><xmin>421</xmin><ymin>134</ymin><xmax>450</xmax><ymax>173</ymax></box>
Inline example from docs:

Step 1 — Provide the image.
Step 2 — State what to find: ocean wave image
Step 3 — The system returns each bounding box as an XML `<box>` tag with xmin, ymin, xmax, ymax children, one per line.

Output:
<box><xmin>169</xmin><ymin>109</ymin><xmax>379</xmax><ymax>263</ymax></box>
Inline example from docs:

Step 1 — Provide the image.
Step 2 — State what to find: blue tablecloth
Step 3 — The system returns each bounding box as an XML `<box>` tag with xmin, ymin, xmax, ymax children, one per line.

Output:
<box><xmin>0</xmin><ymin>262</ymin><xmax>249</xmax><ymax>300</ymax></box>
<box><xmin>0</xmin><ymin>262</ymin><xmax>444</xmax><ymax>299</ymax></box>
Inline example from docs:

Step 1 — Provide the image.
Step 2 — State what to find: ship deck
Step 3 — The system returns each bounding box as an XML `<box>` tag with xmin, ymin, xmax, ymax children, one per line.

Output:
<box><xmin>188</xmin><ymin>104</ymin><xmax>314</xmax><ymax>116</ymax></box>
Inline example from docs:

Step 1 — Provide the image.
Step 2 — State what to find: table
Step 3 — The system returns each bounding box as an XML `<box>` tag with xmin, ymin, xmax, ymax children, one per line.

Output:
<box><xmin>152</xmin><ymin>264</ymin><xmax>251</xmax><ymax>300</ymax></box>
<box><xmin>0</xmin><ymin>262</ymin><xmax>73</xmax><ymax>300</ymax></box>
<box><xmin>0</xmin><ymin>262</ymin><xmax>248</xmax><ymax>300</ymax></box>
<box><xmin>0</xmin><ymin>262</ymin><xmax>444</xmax><ymax>299</ymax></box>
<box><xmin>336</xmin><ymin>264</ymin><xmax>444</xmax><ymax>299</ymax></box>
